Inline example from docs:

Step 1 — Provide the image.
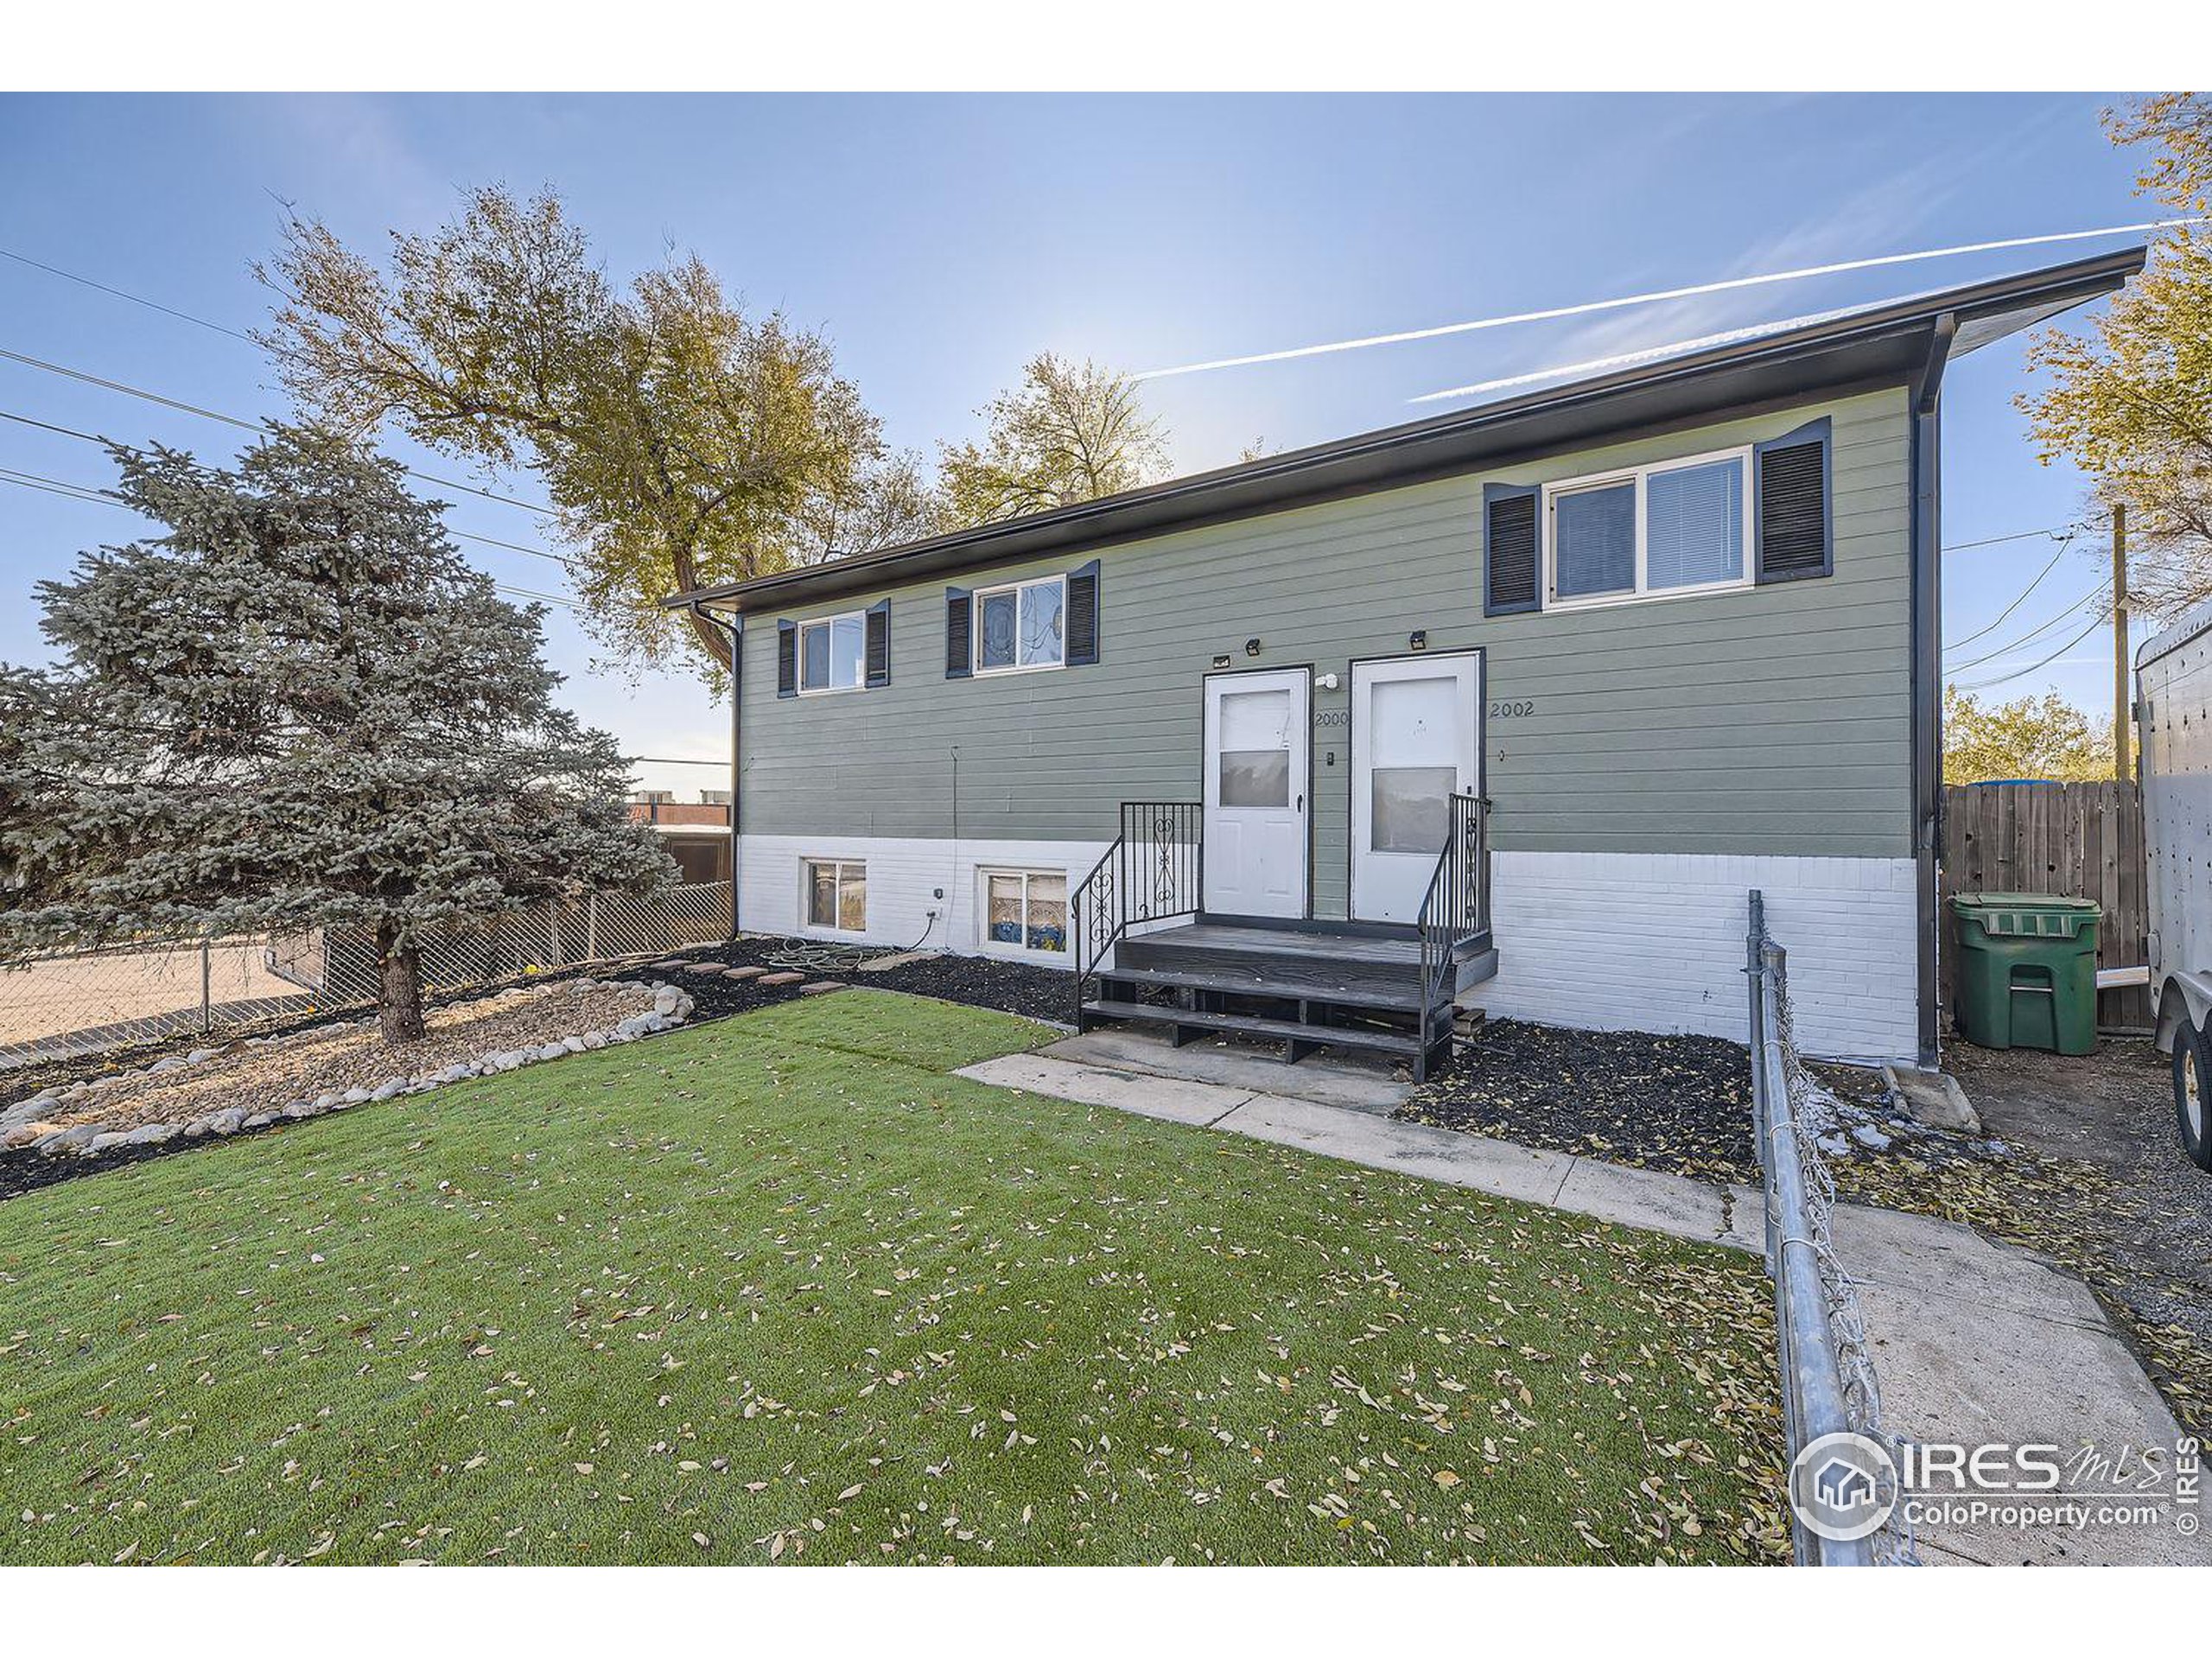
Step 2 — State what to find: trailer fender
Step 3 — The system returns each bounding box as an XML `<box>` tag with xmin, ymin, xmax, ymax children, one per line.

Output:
<box><xmin>2156</xmin><ymin>973</ymin><xmax>2212</xmax><ymax>1055</ymax></box>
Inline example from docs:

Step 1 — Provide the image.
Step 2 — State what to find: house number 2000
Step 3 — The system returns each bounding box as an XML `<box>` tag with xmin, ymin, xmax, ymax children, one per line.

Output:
<box><xmin>1489</xmin><ymin>699</ymin><xmax>1535</xmax><ymax>719</ymax></box>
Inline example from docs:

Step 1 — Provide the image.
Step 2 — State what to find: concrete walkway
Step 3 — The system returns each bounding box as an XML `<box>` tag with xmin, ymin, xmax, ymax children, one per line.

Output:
<box><xmin>957</xmin><ymin>1039</ymin><xmax>2209</xmax><ymax>1567</ymax></box>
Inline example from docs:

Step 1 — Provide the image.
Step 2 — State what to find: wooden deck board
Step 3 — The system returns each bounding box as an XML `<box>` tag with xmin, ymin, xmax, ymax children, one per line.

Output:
<box><xmin>1163</xmin><ymin>923</ymin><xmax>1426</xmax><ymax>965</ymax></box>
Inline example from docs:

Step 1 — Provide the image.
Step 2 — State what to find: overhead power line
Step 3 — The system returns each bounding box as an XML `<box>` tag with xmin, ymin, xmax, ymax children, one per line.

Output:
<box><xmin>1943</xmin><ymin>524</ymin><xmax>2090</xmax><ymax>555</ymax></box>
<box><xmin>0</xmin><ymin>404</ymin><xmax>579</xmax><ymax>573</ymax></box>
<box><xmin>0</xmin><ymin>406</ymin><xmax>107</xmax><ymax>445</ymax></box>
<box><xmin>1942</xmin><ymin>530</ymin><xmax>2083</xmax><ymax>651</ymax></box>
<box><xmin>0</xmin><ymin>246</ymin><xmax>259</xmax><ymax>344</ymax></box>
<box><xmin>0</xmin><ymin>465</ymin><xmax>578</xmax><ymax>613</ymax></box>
<box><xmin>1136</xmin><ymin>216</ymin><xmax>2206</xmax><ymax>383</ymax></box>
<box><xmin>0</xmin><ymin>465</ymin><xmax>115</xmax><ymax>507</ymax></box>
<box><xmin>0</xmin><ymin>248</ymin><xmax>560</xmax><ymax>523</ymax></box>
<box><xmin>0</xmin><ymin>342</ymin><xmax>558</xmax><ymax>518</ymax></box>
<box><xmin>1942</xmin><ymin>582</ymin><xmax>2110</xmax><ymax>675</ymax></box>
<box><xmin>1950</xmin><ymin>614</ymin><xmax>2109</xmax><ymax>692</ymax></box>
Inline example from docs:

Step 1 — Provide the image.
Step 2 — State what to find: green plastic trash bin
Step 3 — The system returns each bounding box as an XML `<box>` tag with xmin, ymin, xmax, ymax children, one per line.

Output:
<box><xmin>1950</xmin><ymin>893</ymin><xmax>2101</xmax><ymax>1055</ymax></box>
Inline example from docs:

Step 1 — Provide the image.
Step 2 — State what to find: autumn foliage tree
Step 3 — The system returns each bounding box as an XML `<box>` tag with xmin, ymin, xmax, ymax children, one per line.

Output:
<box><xmin>256</xmin><ymin>192</ymin><xmax>1178</xmax><ymax>679</ymax></box>
<box><xmin>2023</xmin><ymin>94</ymin><xmax>2212</xmax><ymax>620</ymax></box>
<box><xmin>254</xmin><ymin>188</ymin><xmax>918</xmax><ymax>681</ymax></box>
<box><xmin>936</xmin><ymin>353</ymin><xmax>1170</xmax><ymax>530</ymax></box>
<box><xmin>1942</xmin><ymin>684</ymin><xmax>2122</xmax><ymax>784</ymax></box>
<box><xmin>0</xmin><ymin>427</ymin><xmax>672</xmax><ymax>1044</ymax></box>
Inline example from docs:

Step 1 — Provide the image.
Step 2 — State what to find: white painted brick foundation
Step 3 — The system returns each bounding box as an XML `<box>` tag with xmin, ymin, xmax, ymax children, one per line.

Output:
<box><xmin>1466</xmin><ymin>850</ymin><xmax>1919</xmax><ymax>1062</ymax></box>
<box><xmin>739</xmin><ymin>836</ymin><xmax>1922</xmax><ymax>1062</ymax></box>
<box><xmin>737</xmin><ymin>833</ymin><xmax>1111</xmax><ymax>962</ymax></box>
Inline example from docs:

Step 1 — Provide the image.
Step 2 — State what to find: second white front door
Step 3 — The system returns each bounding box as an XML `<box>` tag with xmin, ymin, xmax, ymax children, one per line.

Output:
<box><xmin>1202</xmin><ymin>668</ymin><xmax>1310</xmax><ymax>918</ymax></box>
<box><xmin>1351</xmin><ymin>652</ymin><xmax>1483</xmax><ymax>924</ymax></box>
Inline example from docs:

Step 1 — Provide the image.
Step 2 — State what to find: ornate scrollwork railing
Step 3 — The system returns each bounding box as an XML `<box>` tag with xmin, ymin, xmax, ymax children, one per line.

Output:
<box><xmin>1415</xmin><ymin>794</ymin><xmax>1490</xmax><ymax>1030</ymax></box>
<box><xmin>1071</xmin><ymin>801</ymin><xmax>1203</xmax><ymax>1025</ymax></box>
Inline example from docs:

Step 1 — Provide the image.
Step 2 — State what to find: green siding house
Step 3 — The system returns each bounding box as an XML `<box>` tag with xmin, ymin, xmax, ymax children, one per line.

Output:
<box><xmin>669</xmin><ymin>251</ymin><xmax>2139</xmax><ymax>1071</ymax></box>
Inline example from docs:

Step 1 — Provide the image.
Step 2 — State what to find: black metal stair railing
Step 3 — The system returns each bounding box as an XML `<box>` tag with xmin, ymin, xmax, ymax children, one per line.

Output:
<box><xmin>1415</xmin><ymin>794</ymin><xmax>1490</xmax><ymax>1063</ymax></box>
<box><xmin>1072</xmin><ymin>801</ymin><xmax>1203</xmax><ymax>1026</ymax></box>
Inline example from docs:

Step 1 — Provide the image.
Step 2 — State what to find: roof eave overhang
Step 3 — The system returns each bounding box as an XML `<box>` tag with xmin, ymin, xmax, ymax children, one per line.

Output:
<box><xmin>667</xmin><ymin>246</ymin><xmax>2144</xmax><ymax>617</ymax></box>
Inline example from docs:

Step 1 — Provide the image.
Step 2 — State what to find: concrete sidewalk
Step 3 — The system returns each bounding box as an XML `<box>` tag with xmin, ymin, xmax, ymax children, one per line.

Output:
<box><xmin>957</xmin><ymin>1042</ymin><xmax>2209</xmax><ymax>1567</ymax></box>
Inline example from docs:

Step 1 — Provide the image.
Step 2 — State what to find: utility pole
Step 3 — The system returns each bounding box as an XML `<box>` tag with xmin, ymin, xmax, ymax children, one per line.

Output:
<box><xmin>2113</xmin><ymin>502</ymin><xmax>2131</xmax><ymax>782</ymax></box>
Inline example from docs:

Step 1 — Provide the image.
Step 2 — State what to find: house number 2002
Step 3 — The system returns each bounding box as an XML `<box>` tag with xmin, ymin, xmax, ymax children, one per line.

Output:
<box><xmin>1489</xmin><ymin>699</ymin><xmax>1534</xmax><ymax>719</ymax></box>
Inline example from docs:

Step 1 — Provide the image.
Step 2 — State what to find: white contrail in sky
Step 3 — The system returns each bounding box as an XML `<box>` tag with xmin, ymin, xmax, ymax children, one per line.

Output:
<box><xmin>1405</xmin><ymin>308</ymin><xmax>1858</xmax><ymax>405</ymax></box>
<box><xmin>1130</xmin><ymin>218</ymin><xmax>2200</xmax><ymax>384</ymax></box>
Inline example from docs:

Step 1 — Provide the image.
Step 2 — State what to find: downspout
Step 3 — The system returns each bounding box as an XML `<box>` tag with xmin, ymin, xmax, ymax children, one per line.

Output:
<box><xmin>686</xmin><ymin>601</ymin><xmax>743</xmax><ymax>940</ymax></box>
<box><xmin>1909</xmin><ymin>314</ymin><xmax>1955</xmax><ymax>1070</ymax></box>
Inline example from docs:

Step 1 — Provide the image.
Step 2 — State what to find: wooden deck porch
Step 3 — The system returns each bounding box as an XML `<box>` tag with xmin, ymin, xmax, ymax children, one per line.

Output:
<box><xmin>1079</xmin><ymin>918</ymin><xmax>1497</xmax><ymax>1077</ymax></box>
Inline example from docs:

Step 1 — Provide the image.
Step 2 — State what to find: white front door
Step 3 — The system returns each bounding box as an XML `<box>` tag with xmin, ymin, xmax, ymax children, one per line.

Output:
<box><xmin>1202</xmin><ymin>668</ymin><xmax>1310</xmax><ymax>918</ymax></box>
<box><xmin>1351</xmin><ymin>652</ymin><xmax>1483</xmax><ymax>924</ymax></box>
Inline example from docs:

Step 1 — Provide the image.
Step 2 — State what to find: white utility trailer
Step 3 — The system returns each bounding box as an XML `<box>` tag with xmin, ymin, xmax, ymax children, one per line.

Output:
<box><xmin>2139</xmin><ymin>595</ymin><xmax>2212</xmax><ymax>1168</ymax></box>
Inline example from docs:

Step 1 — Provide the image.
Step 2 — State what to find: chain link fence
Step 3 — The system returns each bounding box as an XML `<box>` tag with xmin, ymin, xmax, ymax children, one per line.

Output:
<box><xmin>0</xmin><ymin>934</ymin><xmax>314</xmax><ymax>1069</ymax></box>
<box><xmin>1747</xmin><ymin>889</ymin><xmax>1917</xmax><ymax>1567</ymax></box>
<box><xmin>0</xmin><ymin>882</ymin><xmax>731</xmax><ymax>1071</ymax></box>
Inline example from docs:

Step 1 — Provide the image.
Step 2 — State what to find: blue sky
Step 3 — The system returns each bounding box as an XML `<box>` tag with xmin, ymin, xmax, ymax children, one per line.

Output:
<box><xmin>0</xmin><ymin>92</ymin><xmax>2156</xmax><ymax>788</ymax></box>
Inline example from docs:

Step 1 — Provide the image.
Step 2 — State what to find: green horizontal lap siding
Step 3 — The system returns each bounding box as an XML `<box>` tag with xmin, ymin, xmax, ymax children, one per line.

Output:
<box><xmin>741</xmin><ymin>388</ymin><xmax>1913</xmax><ymax>912</ymax></box>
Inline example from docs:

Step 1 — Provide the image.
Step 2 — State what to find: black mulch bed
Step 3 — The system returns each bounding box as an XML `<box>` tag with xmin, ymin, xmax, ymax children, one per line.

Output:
<box><xmin>0</xmin><ymin>1114</ymin><xmax>304</xmax><ymax>1206</ymax></box>
<box><xmin>588</xmin><ymin>936</ymin><xmax>1075</xmax><ymax>1027</ymax></box>
<box><xmin>865</xmin><ymin>951</ymin><xmax>1073</xmax><ymax>1025</ymax></box>
<box><xmin>2</xmin><ymin>938</ymin><xmax>1070</xmax><ymax>1205</ymax></box>
<box><xmin>1399</xmin><ymin>1018</ymin><xmax>1760</xmax><ymax>1185</ymax></box>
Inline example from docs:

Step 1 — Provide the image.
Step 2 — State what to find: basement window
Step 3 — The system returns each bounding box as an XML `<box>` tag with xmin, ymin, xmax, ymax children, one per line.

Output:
<box><xmin>804</xmin><ymin>859</ymin><xmax>867</xmax><ymax>933</ymax></box>
<box><xmin>981</xmin><ymin>868</ymin><xmax>1068</xmax><ymax>956</ymax></box>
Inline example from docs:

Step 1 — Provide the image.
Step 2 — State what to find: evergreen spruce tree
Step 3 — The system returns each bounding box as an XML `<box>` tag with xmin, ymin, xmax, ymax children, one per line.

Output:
<box><xmin>0</xmin><ymin>425</ymin><xmax>673</xmax><ymax>1044</ymax></box>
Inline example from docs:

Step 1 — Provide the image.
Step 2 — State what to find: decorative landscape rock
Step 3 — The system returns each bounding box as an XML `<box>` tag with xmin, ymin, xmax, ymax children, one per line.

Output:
<box><xmin>3</xmin><ymin>976</ymin><xmax>696</xmax><ymax>1165</ymax></box>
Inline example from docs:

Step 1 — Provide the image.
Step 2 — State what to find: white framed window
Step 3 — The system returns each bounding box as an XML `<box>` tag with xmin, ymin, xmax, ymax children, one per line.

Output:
<box><xmin>974</xmin><ymin>575</ymin><xmax>1065</xmax><ymax>674</ymax></box>
<box><xmin>804</xmin><ymin>859</ymin><xmax>868</xmax><ymax>933</ymax></box>
<box><xmin>978</xmin><ymin>867</ymin><xmax>1068</xmax><ymax>956</ymax></box>
<box><xmin>1542</xmin><ymin>447</ymin><xmax>1751</xmax><ymax>609</ymax></box>
<box><xmin>798</xmin><ymin>612</ymin><xmax>867</xmax><ymax>693</ymax></box>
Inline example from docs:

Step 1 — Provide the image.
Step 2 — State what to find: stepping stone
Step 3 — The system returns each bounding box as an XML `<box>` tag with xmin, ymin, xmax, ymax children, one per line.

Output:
<box><xmin>757</xmin><ymin>971</ymin><xmax>806</xmax><ymax>988</ymax></box>
<box><xmin>799</xmin><ymin>980</ymin><xmax>848</xmax><ymax>995</ymax></box>
<box><xmin>855</xmin><ymin>950</ymin><xmax>940</xmax><ymax>974</ymax></box>
<box><xmin>681</xmin><ymin>962</ymin><xmax>728</xmax><ymax>976</ymax></box>
<box><xmin>649</xmin><ymin>959</ymin><xmax>689</xmax><ymax>971</ymax></box>
<box><xmin>721</xmin><ymin>965</ymin><xmax>767</xmax><ymax>981</ymax></box>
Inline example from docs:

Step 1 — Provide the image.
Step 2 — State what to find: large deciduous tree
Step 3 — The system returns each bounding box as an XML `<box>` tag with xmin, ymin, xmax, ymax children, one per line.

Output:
<box><xmin>0</xmin><ymin>426</ymin><xmax>672</xmax><ymax>1045</ymax></box>
<box><xmin>936</xmin><ymin>353</ymin><xmax>1169</xmax><ymax>530</ymax></box>
<box><xmin>1942</xmin><ymin>684</ymin><xmax>2120</xmax><ymax>784</ymax></box>
<box><xmin>2022</xmin><ymin>95</ymin><xmax>2212</xmax><ymax>620</ymax></box>
<box><xmin>254</xmin><ymin>188</ymin><xmax>912</xmax><ymax>680</ymax></box>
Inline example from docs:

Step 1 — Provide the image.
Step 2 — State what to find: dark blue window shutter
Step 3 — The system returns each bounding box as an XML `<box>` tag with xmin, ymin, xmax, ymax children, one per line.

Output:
<box><xmin>944</xmin><ymin>588</ymin><xmax>973</xmax><ymax>679</ymax></box>
<box><xmin>1483</xmin><ymin>483</ymin><xmax>1541</xmax><ymax>615</ymax></box>
<box><xmin>864</xmin><ymin>599</ymin><xmax>892</xmax><ymax>688</ymax></box>
<box><xmin>1065</xmin><ymin>559</ymin><xmax>1101</xmax><ymax>665</ymax></box>
<box><xmin>1755</xmin><ymin>416</ymin><xmax>1833</xmax><ymax>583</ymax></box>
<box><xmin>776</xmin><ymin>619</ymin><xmax>798</xmax><ymax>699</ymax></box>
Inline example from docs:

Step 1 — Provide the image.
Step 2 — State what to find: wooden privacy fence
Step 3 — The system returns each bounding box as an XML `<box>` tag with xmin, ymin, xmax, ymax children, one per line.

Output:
<box><xmin>1939</xmin><ymin>780</ymin><xmax>2150</xmax><ymax>1031</ymax></box>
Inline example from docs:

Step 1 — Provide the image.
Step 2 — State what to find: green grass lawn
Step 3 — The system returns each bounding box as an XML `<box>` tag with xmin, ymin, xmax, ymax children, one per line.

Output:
<box><xmin>0</xmin><ymin>990</ymin><xmax>1789</xmax><ymax>1564</ymax></box>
